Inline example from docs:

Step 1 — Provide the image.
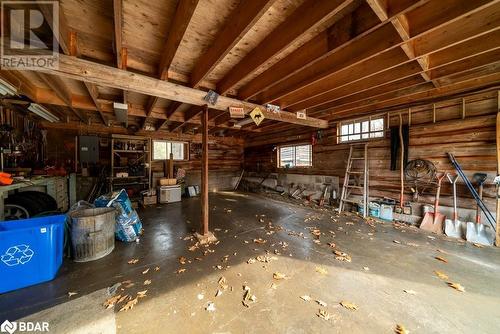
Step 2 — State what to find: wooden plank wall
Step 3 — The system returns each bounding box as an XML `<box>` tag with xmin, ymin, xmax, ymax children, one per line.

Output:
<box><xmin>244</xmin><ymin>90</ymin><xmax>499</xmax><ymax>212</ymax></box>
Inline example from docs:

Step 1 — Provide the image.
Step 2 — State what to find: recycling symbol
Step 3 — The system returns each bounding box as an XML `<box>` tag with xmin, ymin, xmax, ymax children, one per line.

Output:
<box><xmin>1</xmin><ymin>244</ymin><xmax>35</xmax><ymax>266</ymax></box>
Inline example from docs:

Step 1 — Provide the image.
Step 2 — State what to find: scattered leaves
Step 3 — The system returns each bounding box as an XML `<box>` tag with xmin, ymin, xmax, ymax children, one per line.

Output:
<box><xmin>340</xmin><ymin>301</ymin><xmax>358</xmax><ymax>310</ymax></box>
<box><xmin>179</xmin><ymin>256</ymin><xmax>187</xmax><ymax>265</ymax></box>
<box><xmin>435</xmin><ymin>256</ymin><xmax>448</xmax><ymax>263</ymax></box>
<box><xmin>215</xmin><ymin>289</ymin><xmax>223</xmax><ymax>297</ymax></box>
<box><xmin>273</xmin><ymin>272</ymin><xmax>288</xmax><ymax>280</ymax></box>
<box><xmin>393</xmin><ymin>240</ymin><xmax>401</xmax><ymax>244</ymax></box>
<box><xmin>403</xmin><ymin>289</ymin><xmax>417</xmax><ymax>295</ymax></box>
<box><xmin>155</xmin><ymin>266</ymin><xmax>160</xmax><ymax>271</ymax></box>
<box><xmin>68</xmin><ymin>291</ymin><xmax>78</xmax><ymax>298</ymax></box>
<box><xmin>137</xmin><ymin>290</ymin><xmax>147</xmax><ymax>298</ymax></box>
<box><xmin>119</xmin><ymin>297</ymin><xmax>138</xmax><ymax>312</ymax></box>
<box><xmin>300</xmin><ymin>295</ymin><xmax>311</xmax><ymax>301</ymax></box>
<box><xmin>434</xmin><ymin>271</ymin><xmax>449</xmax><ymax>280</ymax></box>
<box><xmin>316</xmin><ymin>300</ymin><xmax>327</xmax><ymax>307</ymax></box>
<box><xmin>395</xmin><ymin>324</ymin><xmax>409</xmax><ymax>334</ymax></box>
<box><xmin>103</xmin><ymin>295</ymin><xmax>122</xmax><ymax>309</ymax></box>
<box><xmin>175</xmin><ymin>268</ymin><xmax>186</xmax><ymax>274</ymax></box>
<box><xmin>143</xmin><ymin>280</ymin><xmax>152</xmax><ymax>285</ymax></box>
<box><xmin>253</xmin><ymin>238</ymin><xmax>267</xmax><ymax>244</ymax></box>
<box><xmin>142</xmin><ymin>268</ymin><xmax>150</xmax><ymax>274</ymax></box>
<box><xmin>447</xmin><ymin>282</ymin><xmax>465</xmax><ymax>292</ymax></box>
<box><xmin>317</xmin><ymin>309</ymin><xmax>332</xmax><ymax>321</ymax></box>
<box><xmin>127</xmin><ymin>259</ymin><xmax>139</xmax><ymax>264</ymax></box>
<box><xmin>205</xmin><ymin>302</ymin><xmax>216</xmax><ymax>312</ymax></box>
<box><xmin>333</xmin><ymin>250</ymin><xmax>352</xmax><ymax>262</ymax></box>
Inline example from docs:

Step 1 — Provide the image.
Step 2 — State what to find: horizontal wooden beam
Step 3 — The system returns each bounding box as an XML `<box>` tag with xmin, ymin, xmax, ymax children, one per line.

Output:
<box><xmin>260</xmin><ymin>0</ymin><xmax>500</xmax><ymax>105</ymax></box>
<box><xmin>30</xmin><ymin>54</ymin><xmax>328</xmax><ymax>128</ymax></box>
<box><xmin>217</xmin><ymin>0</ymin><xmax>355</xmax><ymax>94</ymax></box>
<box><xmin>237</xmin><ymin>0</ymin><xmax>429</xmax><ymax>100</ymax></box>
<box><xmin>190</xmin><ymin>0</ymin><xmax>275</xmax><ymax>88</ymax></box>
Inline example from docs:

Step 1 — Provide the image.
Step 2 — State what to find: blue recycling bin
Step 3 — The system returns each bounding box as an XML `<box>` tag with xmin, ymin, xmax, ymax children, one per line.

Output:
<box><xmin>0</xmin><ymin>215</ymin><xmax>65</xmax><ymax>294</ymax></box>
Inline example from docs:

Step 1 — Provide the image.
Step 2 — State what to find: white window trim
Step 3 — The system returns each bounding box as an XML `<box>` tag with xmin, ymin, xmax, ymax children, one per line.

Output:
<box><xmin>337</xmin><ymin>114</ymin><xmax>386</xmax><ymax>144</ymax></box>
<box><xmin>277</xmin><ymin>143</ymin><xmax>313</xmax><ymax>168</ymax></box>
<box><xmin>152</xmin><ymin>140</ymin><xmax>189</xmax><ymax>161</ymax></box>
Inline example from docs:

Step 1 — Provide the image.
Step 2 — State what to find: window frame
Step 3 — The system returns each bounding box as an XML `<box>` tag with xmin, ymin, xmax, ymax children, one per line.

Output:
<box><xmin>337</xmin><ymin>114</ymin><xmax>386</xmax><ymax>144</ymax></box>
<box><xmin>277</xmin><ymin>143</ymin><xmax>313</xmax><ymax>169</ymax></box>
<box><xmin>152</xmin><ymin>140</ymin><xmax>190</xmax><ymax>161</ymax></box>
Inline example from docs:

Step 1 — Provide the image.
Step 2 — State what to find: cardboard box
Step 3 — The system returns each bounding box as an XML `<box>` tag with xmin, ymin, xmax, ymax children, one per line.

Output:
<box><xmin>141</xmin><ymin>195</ymin><xmax>157</xmax><ymax>207</ymax></box>
<box><xmin>159</xmin><ymin>178</ymin><xmax>177</xmax><ymax>186</ymax></box>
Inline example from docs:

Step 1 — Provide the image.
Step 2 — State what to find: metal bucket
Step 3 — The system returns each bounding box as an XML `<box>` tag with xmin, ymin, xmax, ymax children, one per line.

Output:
<box><xmin>70</xmin><ymin>207</ymin><xmax>116</xmax><ymax>262</ymax></box>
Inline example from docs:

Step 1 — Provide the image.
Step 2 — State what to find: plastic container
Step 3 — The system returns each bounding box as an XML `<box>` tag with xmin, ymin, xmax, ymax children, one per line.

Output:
<box><xmin>69</xmin><ymin>208</ymin><xmax>116</xmax><ymax>262</ymax></box>
<box><xmin>0</xmin><ymin>215</ymin><xmax>65</xmax><ymax>293</ymax></box>
<box><xmin>369</xmin><ymin>202</ymin><xmax>380</xmax><ymax>218</ymax></box>
<box><xmin>379</xmin><ymin>204</ymin><xmax>394</xmax><ymax>221</ymax></box>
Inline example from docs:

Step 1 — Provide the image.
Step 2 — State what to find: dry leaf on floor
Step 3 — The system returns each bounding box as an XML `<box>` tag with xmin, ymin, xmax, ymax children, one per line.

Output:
<box><xmin>434</xmin><ymin>271</ymin><xmax>449</xmax><ymax>280</ymax></box>
<box><xmin>327</xmin><ymin>242</ymin><xmax>336</xmax><ymax>248</ymax></box>
<box><xmin>273</xmin><ymin>272</ymin><xmax>288</xmax><ymax>280</ymax></box>
<box><xmin>137</xmin><ymin>290</ymin><xmax>147</xmax><ymax>298</ymax></box>
<box><xmin>393</xmin><ymin>240</ymin><xmax>401</xmax><ymax>244</ymax></box>
<box><xmin>363</xmin><ymin>267</ymin><xmax>370</xmax><ymax>271</ymax></box>
<box><xmin>117</xmin><ymin>295</ymin><xmax>129</xmax><ymax>304</ymax></box>
<box><xmin>316</xmin><ymin>300</ymin><xmax>327</xmax><ymax>307</ymax></box>
<box><xmin>317</xmin><ymin>309</ymin><xmax>332</xmax><ymax>321</ymax></box>
<box><xmin>333</xmin><ymin>250</ymin><xmax>352</xmax><ymax>262</ymax></box>
<box><xmin>175</xmin><ymin>268</ymin><xmax>186</xmax><ymax>274</ymax></box>
<box><xmin>179</xmin><ymin>256</ymin><xmax>187</xmax><ymax>265</ymax></box>
<box><xmin>68</xmin><ymin>292</ymin><xmax>78</xmax><ymax>297</ymax></box>
<box><xmin>205</xmin><ymin>302</ymin><xmax>215</xmax><ymax>312</ymax></box>
<box><xmin>215</xmin><ymin>289</ymin><xmax>222</xmax><ymax>297</ymax></box>
<box><xmin>270</xmin><ymin>282</ymin><xmax>277</xmax><ymax>290</ymax></box>
<box><xmin>253</xmin><ymin>238</ymin><xmax>267</xmax><ymax>244</ymax></box>
<box><xmin>188</xmin><ymin>245</ymin><xmax>198</xmax><ymax>252</ymax></box>
<box><xmin>119</xmin><ymin>297</ymin><xmax>138</xmax><ymax>312</ymax></box>
<box><xmin>155</xmin><ymin>266</ymin><xmax>160</xmax><ymax>271</ymax></box>
<box><xmin>395</xmin><ymin>324</ymin><xmax>409</xmax><ymax>334</ymax></box>
<box><xmin>197</xmin><ymin>293</ymin><xmax>204</xmax><ymax>300</ymax></box>
<box><xmin>300</xmin><ymin>295</ymin><xmax>311</xmax><ymax>301</ymax></box>
<box><xmin>473</xmin><ymin>243</ymin><xmax>484</xmax><ymax>248</ymax></box>
<box><xmin>403</xmin><ymin>289</ymin><xmax>417</xmax><ymax>295</ymax></box>
<box><xmin>435</xmin><ymin>256</ymin><xmax>448</xmax><ymax>263</ymax></box>
<box><xmin>340</xmin><ymin>301</ymin><xmax>358</xmax><ymax>310</ymax></box>
<box><xmin>315</xmin><ymin>267</ymin><xmax>328</xmax><ymax>275</ymax></box>
<box><xmin>247</xmin><ymin>258</ymin><xmax>256</xmax><ymax>264</ymax></box>
<box><xmin>142</xmin><ymin>268</ymin><xmax>150</xmax><ymax>274</ymax></box>
<box><xmin>144</xmin><ymin>280</ymin><xmax>152</xmax><ymax>285</ymax></box>
<box><xmin>127</xmin><ymin>259</ymin><xmax>139</xmax><ymax>264</ymax></box>
<box><xmin>447</xmin><ymin>282</ymin><xmax>465</xmax><ymax>292</ymax></box>
<box><xmin>103</xmin><ymin>295</ymin><xmax>122</xmax><ymax>309</ymax></box>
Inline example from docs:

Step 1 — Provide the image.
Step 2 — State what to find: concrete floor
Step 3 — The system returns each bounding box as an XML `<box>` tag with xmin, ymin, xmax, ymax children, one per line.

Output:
<box><xmin>1</xmin><ymin>192</ymin><xmax>500</xmax><ymax>333</ymax></box>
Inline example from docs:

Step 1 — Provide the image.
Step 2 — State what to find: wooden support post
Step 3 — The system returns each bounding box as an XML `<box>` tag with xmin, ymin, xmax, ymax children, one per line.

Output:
<box><xmin>399</xmin><ymin>113</ymin><xmax>404</xmax><ymax>207</ymax></box>
<box><xmin>496</xmin><ymin>90</ymin><xmax>500</xmax><ymax>247</ymax></box>
<box><xmin>432</xmin><ymin>104</ymin><xmax>436</xmax><ymax>123</ymax></box>
<box><xmin>408</xmin><ymin>107</ymin><xmax>411</xmax><ymax>127</ymax></box>
<box><xmin>201</xmin><ymin>104</ymin><xmax>209</xmax><ymax>235</ymax></box>
<box><xmin>462</xmin><ymin>98</ymin><xmax>466</xmax><ymax>119</ymax></box>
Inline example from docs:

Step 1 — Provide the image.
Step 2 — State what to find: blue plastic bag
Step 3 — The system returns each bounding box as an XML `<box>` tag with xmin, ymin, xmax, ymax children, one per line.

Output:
<box><xmin>95</xmin><ymin>190</ymin><xmax>143</xmax><ymax>242</ymax></box>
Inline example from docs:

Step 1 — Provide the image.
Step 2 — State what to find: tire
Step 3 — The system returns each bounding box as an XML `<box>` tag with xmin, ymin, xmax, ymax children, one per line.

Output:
<box><xmin>5</xmin><ymin>191</ymin><xmax>58</xmax><ymax>217</ymax></box>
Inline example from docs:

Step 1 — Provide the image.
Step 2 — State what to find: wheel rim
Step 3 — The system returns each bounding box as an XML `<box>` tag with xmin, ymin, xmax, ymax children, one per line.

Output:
<box><xmin>4</xmin><ymin>204</ymin><xmax>30</xmax><ymax>220</ymax></box>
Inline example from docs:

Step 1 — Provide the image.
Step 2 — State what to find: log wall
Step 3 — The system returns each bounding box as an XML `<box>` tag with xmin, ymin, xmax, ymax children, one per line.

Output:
<box><xmin>244</xmin><ymin>90</ymin><xmax>499</xmax><ymax>214</ymax></box>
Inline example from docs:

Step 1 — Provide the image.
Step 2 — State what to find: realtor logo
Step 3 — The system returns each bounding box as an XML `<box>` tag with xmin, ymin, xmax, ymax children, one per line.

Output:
<box><xmin>0</xmin><ymin>320</ymin><xmax>17</xmax><ymax>334</ymax></box>
<box><xmin>1</xmin><ymin>1</ymin><xmax>59</xmax><ymax>70</ymax></box>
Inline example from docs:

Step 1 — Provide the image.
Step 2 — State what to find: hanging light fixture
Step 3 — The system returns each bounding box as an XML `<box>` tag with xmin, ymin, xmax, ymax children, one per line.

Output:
<box><xmin>28</xmin><ymin>103</ymin><xmax>59</xmax><ymax>122</ymax></box>
<box><xmin>0</xmin><ymin>78</ymin><xmax>18</xmax><ymax>96</ymax></box>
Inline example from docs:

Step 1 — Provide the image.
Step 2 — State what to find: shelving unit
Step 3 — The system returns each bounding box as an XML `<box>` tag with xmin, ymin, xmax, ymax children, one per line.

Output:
<box><xmin>110</xmin><ymin>134</ymin><xmax>151</xmax><ymax>198</ymax></box>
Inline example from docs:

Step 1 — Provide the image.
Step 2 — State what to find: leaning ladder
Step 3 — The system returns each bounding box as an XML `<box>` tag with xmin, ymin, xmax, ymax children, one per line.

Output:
<box><xmin>339</xmin><ymin>143</ymin><xmax>369</xmax><ymax>217</ymax></box>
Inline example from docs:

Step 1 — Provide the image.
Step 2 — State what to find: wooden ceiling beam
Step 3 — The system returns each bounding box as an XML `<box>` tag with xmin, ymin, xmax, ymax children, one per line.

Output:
<box><xmin>190</xmin><ymin>0</ymin><xmax>275</xmax><ymax>88</ymax></box>
<box><xmin>288</xmin><ymin>38</ymin><xmax>500</xmax><ymax>112</ymax></box>
<box><xmin>216</xmin><ymin>0</ymin><xmax>355</xmax><ymax>95</ymax></box>
<box><xmin>158</xmin><ymin>0</ymin><xmax>200</xmax><ymax>81</ymax></box>
<box><xmin>262</xmin><ymin>0</ymin><xmax>500</xmax><ymax>106</ymax></box>
<box><xmin>366</xmin><ymin>0</ymin><xmax>433</xmax><ymax>84</ymax></box>
<box><xmin>143</xmin><ymin>0</ymin><xmax>199</xmax><ymax>129</ymax></box>
<box><xmin>237</xmin><ymin>0</ymin><xmax>430</xmax><ymax>100</ymax></box>
<box><xmin>156</xmin><ymin>101</ymin><xmax>184</xmax><ymax>131</ymax></box>
<box><xmin>32</xmin><ymin>54</ymin><xmax>329</xmax><ymax>128</ymax></box>
<box><xmin>37</xmin><ymin>74</ymin><xmax>89</xmax><ymax>123</ymax></box>
<box><xmin>169</xmin><ymin>105</ymin><xmax>205</xmax><ymax>132</ymax></box>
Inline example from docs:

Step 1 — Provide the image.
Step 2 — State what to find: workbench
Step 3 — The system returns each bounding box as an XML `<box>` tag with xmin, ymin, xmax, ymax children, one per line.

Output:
<box><xmin>0</xmin><ymin>176</ymin><xmax>70</xmax><ymax>221</ymax></box>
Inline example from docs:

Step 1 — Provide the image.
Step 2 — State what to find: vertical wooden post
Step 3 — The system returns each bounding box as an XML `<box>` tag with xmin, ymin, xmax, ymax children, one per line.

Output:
<box><xmin>201</xmin><ymin>104</ymin><xmax>209</xmax><ymax>235</ymax></box>
<box><xmin>399</xmin><ymin>113</ymin><xmax>404</xmax><ymax>208</ymax></box>
<box><xmin>496</xmin><ymin>91</ymin><xmax>500</xmax><ymax>247</ymax></box>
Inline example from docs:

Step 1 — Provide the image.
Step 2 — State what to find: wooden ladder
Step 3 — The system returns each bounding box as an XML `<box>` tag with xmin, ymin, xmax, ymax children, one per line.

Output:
<box><xmin>339</xmin><ymin>143</ymin><xmax>369</xmax><ymax>217</ymax></box>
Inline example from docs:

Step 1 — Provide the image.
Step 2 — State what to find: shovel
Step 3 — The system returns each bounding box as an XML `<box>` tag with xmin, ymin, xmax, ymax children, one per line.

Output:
<box><xmin>466</xmin><ymin>173</ymin><xmax>494</xmax><ymax>245</ymax></box>
<box><xmin>420</xmin><ymin>173</ymin><xmax>446</xmax><ymax>234</ymax></box>
<box><xmin>444</xmin><ymin>173</ymin><xmax>465</xmax><ymax>238</ymax></box>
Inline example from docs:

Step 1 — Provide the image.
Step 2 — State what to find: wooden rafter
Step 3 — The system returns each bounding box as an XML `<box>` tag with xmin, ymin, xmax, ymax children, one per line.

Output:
<box><xmin>285</xmin><ymin>33</ymin><xmax>500</xmax><ymax>112</ymax></box>
<box><xmin>260</xmin><ymin>0</ymin><xmax>500</xmax><ymax>106</ymax></box>
<box><xmin>169</xmin><ymin>105</ymin><xmax>205</xmax><ymax>132</ymax></box>
<box><xmin>33</xmin><ymin>54</ymin><xmax>328</xmax><ymax>128</ymax></box>
<box><xmin>365</xmin><ymin>0</ymin><xmax>434</xmax><ymax>84</ymax></box>
<box><xmin>217</xmin><ymin>0</ymin><xmax>355</xmax><ymax>95</ymax></box>
<box><xmin>237</xmin><ymin>0</ymin><xmax>430</xmax><ymax>100</ymax></box>
<box><xmin>143</xmin><ymin>0</ymin><xmax>200</xmax><ymax>130</ymax></box>
<box><xmin>190</xmin><ymin>0</ymin><xmax>275</xmax><ymax>88</ymax></box>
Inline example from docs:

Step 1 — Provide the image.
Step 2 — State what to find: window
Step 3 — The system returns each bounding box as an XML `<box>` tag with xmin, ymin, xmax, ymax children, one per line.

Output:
<box><xmin>153</xmin><ymin>140</ymin><xmax>189</xmax><ymax>160</ymax></box>
<box><xmin>338</xmin><ymin>116</ymin><xmax>384</xmax><ymax>143</ymax></box>
<box><xmin>278</xmin><ymin>144</ymin><xmax>312</xmax><ymax>168</ymax></box>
